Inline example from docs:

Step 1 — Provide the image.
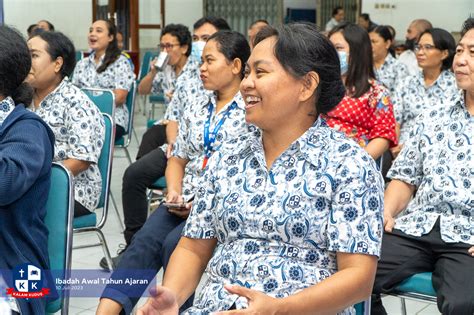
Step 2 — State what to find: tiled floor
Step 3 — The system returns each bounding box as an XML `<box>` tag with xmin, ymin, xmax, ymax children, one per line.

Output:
<box><xmin>66</xmin><ymin>100</ymin><xmax>439</xmax><ymax>314</ymax></box>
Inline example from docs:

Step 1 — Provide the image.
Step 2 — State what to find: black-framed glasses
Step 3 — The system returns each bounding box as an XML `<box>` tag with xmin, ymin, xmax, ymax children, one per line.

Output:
<box><xmin>158</xmin><ymin>43</ymin><xmax>180</xmax><ymax>50</ymax></box>
<box><xmin>414</xmin><ymin>44</ymin><xmax>437</xmax><ymax>52</ymax></box>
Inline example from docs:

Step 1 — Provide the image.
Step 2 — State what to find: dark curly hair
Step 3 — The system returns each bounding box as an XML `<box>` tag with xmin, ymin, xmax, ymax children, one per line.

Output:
<box><xmin>161</xmin><ymin>24</ymin><xmax>192</xmax><ymax>57</ymax></box>
<box><xmin>0</xmin><ymin>26</ymin><xmax>33</xmax><ymax>105</ymax></box>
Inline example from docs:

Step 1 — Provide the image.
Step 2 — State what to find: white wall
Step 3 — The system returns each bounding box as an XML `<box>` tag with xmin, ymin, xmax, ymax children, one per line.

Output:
<box><xmin>140</xmin><ymin>0</ymin><xmax>203</xmax><ymax>49</ymax></box>
<box><xmin>3</xmin><ymin>0</ymin><xmax>203</xmax><ymax>50</ymax></box>
<box><xmin>284</xmin><ymin>0</ymin><xmax>316</xmax><ymax>11</ymax></box>
<box><xmin>361</xmin><ymin>0</ymin><xmax>474</xmax><ymax>41</ymax></box>
<box><xmin>4</xmin><ymin>0</ymin><xmax>92</xmax><ymax>50</ymax></box>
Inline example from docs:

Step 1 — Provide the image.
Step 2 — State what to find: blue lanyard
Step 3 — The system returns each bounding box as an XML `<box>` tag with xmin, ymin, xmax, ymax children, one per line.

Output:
<box><xmin>202</xmin><ymin>100</ymin><xmax>238</xmax><ymax>169</ymax></box>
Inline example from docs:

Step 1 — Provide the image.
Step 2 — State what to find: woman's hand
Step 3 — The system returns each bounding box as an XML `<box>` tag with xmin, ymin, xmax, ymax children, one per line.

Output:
<box><xmin>390</xmin><ymin>144</ymin><xmax>403</xmax><ymax>159</ymax></box>
<box><xmin>166</xmin><ymin>142</ymin><xmax>175</xmax><ymax>159</ymax></box>
<box><xmin>469</xmin><ymin>246</ymin><xmax>474</xmax><ymax>257</ymax></box>
<box><xmin>165</xmin><ymin>190</ymin><xmax>192</xmax><ymax>219</ymax></box>
<box><xmin>212</xmin><ymin>285</ymin><xmax>281</xmax><ymax>315</ymax></box>
<box><xmin>165</xmin><ymin>190</ymin><xmax>183</xmax><ymax>203</ymax></box>
<box><xmin>383</xmin><ymin>213</ymin><xmax>396</xmax><ymax>233</ymax></box>
<box><xmin>137</xmin><ymin>286</ymin><xmax>179</xmax><ymax>315</ymax></box>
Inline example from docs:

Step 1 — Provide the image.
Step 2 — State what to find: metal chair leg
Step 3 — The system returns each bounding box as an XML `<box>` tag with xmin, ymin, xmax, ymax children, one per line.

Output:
<box><xmin>95</xmin><ymin>229</ymin><xmax>114</xmax><ymax>271</ymax></box>
<box><xmin>110</xmin><ymin>192</ymin><xmax>125</xmax><ymax>231</ymax></box>
<box><xmin>124</xmin><ymin>147</ymin><xmax>132</xmax><ymax>165</ymax></box>
<box><xmin>400</xmin><ymin>297</ymin><xmax>407</xmax><ymax>315</ymax></box>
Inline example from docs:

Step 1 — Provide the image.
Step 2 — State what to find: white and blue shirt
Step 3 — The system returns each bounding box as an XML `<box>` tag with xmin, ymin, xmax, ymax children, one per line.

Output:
<box><xmin>374</xmin><ymin>53</ymin><xmax>409</xmax><ymax>101</ymax></box>
<box><xmin>393</xmin><ymin>70</ymin><xmax>459</xmax><ymax>144</ymax></box>
<box><xmin>162</xmin><ymin>58</ymin><xmax>204</xmax><ymax>123</ymax></box>
<box><xmin>30</xmin><ymin>78</ymin><xmax>105</xmax><ymax>211</ymax></box>
<box><xmin>151</xmin><ymin>64</ymin><xmax>176</xmax><ymax>104</ymax></box>
<box><xmin>182</xmin><ymin>118</ymin><xmax>384</xmax><ymax>315</ymax></box>
<box><xmin>0</xmin><ymin>97</ymin><xmax>15</xmax><ymax>126</ymax></box>
<box><xmin>172</xmin><ymin>92</ymin><xmax>252</xmax><ymax>201</ymax></box>
<box><xmin>388</xmin><ymin>94</ymin><xmax>474</xmax><ymax>245</ymax></box>
<box><xmin>72</xmin><ymin>53</ymin><xmax>135</xmax><ymax>130</ymax></box>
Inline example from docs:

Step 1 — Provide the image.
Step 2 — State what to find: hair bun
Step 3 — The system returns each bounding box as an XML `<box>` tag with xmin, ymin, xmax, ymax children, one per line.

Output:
<box><xmin>11</xmin><ymin>82</ymin><xmax>34</xmax><ymax>106</ymax></box>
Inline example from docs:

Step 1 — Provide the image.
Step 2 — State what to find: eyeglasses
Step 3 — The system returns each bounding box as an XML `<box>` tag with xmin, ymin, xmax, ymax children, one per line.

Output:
<box><xmin>414</xmin><ymin>44</ymin><xmax>437</xmax><ymax>52</ymax></box>
<box><xmin>158</xmin><ymin>43</ymin><xmax>180</xmax><ymax>50</ymax></box>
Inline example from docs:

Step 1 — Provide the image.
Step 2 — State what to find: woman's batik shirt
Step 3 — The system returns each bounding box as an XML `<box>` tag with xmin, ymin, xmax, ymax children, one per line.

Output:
<box><xmin>30</xmin><ymin>78</ymin><xmax>105</xmax><ymax>211</ymax></box>
<box><xmin>72</xmin><ymin>53</ymin><xmax>135</xmax><ymax>130</ymax></box>
<box><xmin>388</xmin><ymin>93</ymin><xmax>474</xmax><ymax>245</ymax></box>
<box><xmin>392</xmin><ymin>69</ymin><xmax>458</xmax><ymax>144</ymax></box>
<box><xmin>172</xmin><ymin>92</ymin><xmax>253</xmax><ymax>201</ymax></box>
<box><xmin>182</xmin><ymin>118</ymin><xmax>384</xmax><ymax>315</ymax></box>
<box><xmin>374</xmin><ymin>53</ymin><xmax>409</xmax><ymax>101</ymax></box>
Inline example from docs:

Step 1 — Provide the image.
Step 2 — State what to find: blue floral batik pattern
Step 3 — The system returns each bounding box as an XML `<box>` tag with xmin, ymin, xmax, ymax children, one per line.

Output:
<box><xmin>30</xmin><ymin>78</ymin><xmax>105</xmax><ymax>211</ymax></box>
<box><xmin>182</xmin><ymin>118</ymin><xmax>384</xmax><ymax>315</ymax></box>
<box><xmin>391</xmin><ymin>69</ymin><xmax>459</xmax><ymax>143</ymax></box>
<box><xmin>388</xmin><ymin>94</ymin><xmax>474</xmax><ymax>244</ymax></box>
<box><xmin>72</xmin><ymin>53</ymin><xmax>135</xmax><ymax>130</ymax></box>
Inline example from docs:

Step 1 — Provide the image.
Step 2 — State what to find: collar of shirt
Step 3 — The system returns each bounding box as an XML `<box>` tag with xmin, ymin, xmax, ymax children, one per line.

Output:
<box><xmin>178</xmin><ymin>57</ymin><xmax>200</xmax><ymax>79</ymax></box>
<box><xmin>453</xmin><ymin>90</ymin><xmax>474</xmax><ymax>119</ymax></box>
<box><xmin>31</xmin><ymin>77</ymin><xmax>69</xmax><ymax>111</ymax></box>
<box><xmin>87</xmin><ymin>52</ymin><xmax>105</xmax><ymax>69</ymax></box>
<box><xmin>384</xmin><ymin>53</ymin><xmax>396</xmax><ymax>66</ymax></box>
<box><xmin>243</xmin><ymin>117</ymin><xmax>326</xmax><ymax>170</ymax></box>
<box><xmin>415</xmin><ymin>69</ymin><xmax>454</xmax><ymax>91</ymax></box>
<box><xmin>200</xmin><ymin>91</ymin><xmax>246</xmax><ymax>112</ymax></box>
<box><xmin>0</xmin><ymin>97</ymin><xmax>16</xmax><ymax>126</ymax></box>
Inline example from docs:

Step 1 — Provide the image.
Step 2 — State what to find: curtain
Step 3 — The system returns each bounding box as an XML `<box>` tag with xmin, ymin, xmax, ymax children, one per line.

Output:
<box><xmin>204</xmin><ymin>0</ymin><xmax>284</xmax><ymax>35</ymax></box>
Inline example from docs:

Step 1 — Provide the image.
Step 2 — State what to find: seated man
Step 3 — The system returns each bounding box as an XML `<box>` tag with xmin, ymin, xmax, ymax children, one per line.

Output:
<box><xmin>371</xmin><ymin>18</ymin><xmax>474</xmax><ymax>315</ymax></box>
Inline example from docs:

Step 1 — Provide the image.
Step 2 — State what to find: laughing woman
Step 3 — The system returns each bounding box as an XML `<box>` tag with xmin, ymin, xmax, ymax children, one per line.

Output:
<box><xmin>72</xmin><ymin>19</ymin><xmax>135</xmax><ymax>141</ymax></box>
<box><xmin>97</xmin><ymin>30</ymin><xmax>253</xmax><ymax>315</ymax></box>
<box><xmin>137</xmin><ymin>23</ymin><xmax>384</xmax><ymax>315</ymax></box>
<box><xmin>27</xmin><ymin>31</ymin><xmax>105</xmax><ymax>218</ymax></box>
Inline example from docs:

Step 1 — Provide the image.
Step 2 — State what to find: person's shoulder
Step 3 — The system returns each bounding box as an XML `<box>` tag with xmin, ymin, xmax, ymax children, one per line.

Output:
<box><xmin>304</xmin><ymin>120</ymin><xmax>371</xmax><ymax>165</ymax></box>
<box><xmin>4</xmin><ymin>105</ymin><xmax>54</xmax><ymax>142</ymax></box>
<box><xmin>216</xmin><ymin>127</ymin><xmax>260</xmax><ymax>156</ymax></box>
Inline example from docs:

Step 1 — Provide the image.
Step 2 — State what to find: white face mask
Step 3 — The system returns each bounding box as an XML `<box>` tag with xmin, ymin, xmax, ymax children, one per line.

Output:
<box><xmin>191</xmin><ymin>41</ymin><xmax>206</xmax><ymax>61</ymax></box>
<box><xmin>338</xmin><ymin>51</ymin><xmax>349</xmax><ymax>75</ymax></box>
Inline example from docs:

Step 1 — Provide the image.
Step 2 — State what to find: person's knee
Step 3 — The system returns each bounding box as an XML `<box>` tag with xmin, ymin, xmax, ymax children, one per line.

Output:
<box><xmin>123</xmin><ymin>160</ymin><xmax>147</xmax><ymax>184</ymax></box>
<box><xmin>440</xmin><ymin>294</ymin><xmax>474</xmax><ymax>315</ymax></box>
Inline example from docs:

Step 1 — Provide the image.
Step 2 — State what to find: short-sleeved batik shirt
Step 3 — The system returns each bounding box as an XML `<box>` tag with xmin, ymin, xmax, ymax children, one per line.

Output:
<box><xmin>30</xmin><ymin>78</ymin><xmax>105</xmax><ymax>211</ymax></box>
<box><xmin>172</xmin><ymin>91</ymin><xmax>253</xmax><ymax>201</ymax></box>
<box><xmin>392</xmin><ymin>70</ymin><xmax>459</xmax><ymax>144</ymax></box>
<box><xmin>182</xmin><ymin>118</ymin><xmax>384</xmax><ymax>314</ymax></box>
<box><xmin>388</xmin><ymin>94</ymin><xmax>474</xmax><ymax>244</ymax></box>
<box><xmin>374</xmin><ymin>53</ymin><xmax>409</xmax><ymax>101</ymax></box>
<box><xmin>72</xmin><ymin>53</ymin><xmax>135</xmax><ymax>130</ymax></box>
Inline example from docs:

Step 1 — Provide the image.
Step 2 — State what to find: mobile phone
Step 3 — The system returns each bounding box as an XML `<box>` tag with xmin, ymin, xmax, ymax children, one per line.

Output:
<box><xmin>154</xmin><ymin>51</ymin><xmax>169</xmax><ymax>70</ymax></box>
<box><xmin>163</xmin><ymin>202</ymin><xmax>186</xmax><ymax>209</ymax></box>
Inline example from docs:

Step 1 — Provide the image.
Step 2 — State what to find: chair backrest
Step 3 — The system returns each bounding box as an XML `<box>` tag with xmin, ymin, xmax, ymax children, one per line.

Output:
<box><xmin>138</xmin><ymin>51</ymin><xmax>158</xmax><ymax>82</ymax></box>
<box><xmin>75</xmin><ymin>51</ymin><xmax>83</xmax><ymax>62</ymax></box>
<box><xmin>123</xmin><ymin>81</ymin><xmax>136</xmax><ymax>137</ymax></box>
<box><xmin>81</xmin><ymin>88</ymin><xmax>115</xmax><ymax>117</ymax></box>
<box><xmin>96</xmin><ymin>113</ymin><xmax>115</xmax><ymax>228</ymax></box>
<box><xmin>45</xmin><ymin>163</ymin><xmax>74</xmax><ymax>314</ymax></box>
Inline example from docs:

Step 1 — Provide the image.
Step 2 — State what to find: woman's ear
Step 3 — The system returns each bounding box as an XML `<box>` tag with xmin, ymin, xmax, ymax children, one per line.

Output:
<box><xmin>54</xmin><ymin>56</ymin><xmax>64</xmax><ymax>74</ymax></box>
<box><xmin>299</xmin><ymin>71</ymin><xmax>320</xmax><ymax>103</ymax></box>
<box><xmin>231</xmin><ymin>58</ymin><xmax>242</xmax><ymax>76</ymax></box>
<box><xmin>440</xmin><ymin>49</ymin><xmax>449</xmax><ymax>61</ymax></box>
